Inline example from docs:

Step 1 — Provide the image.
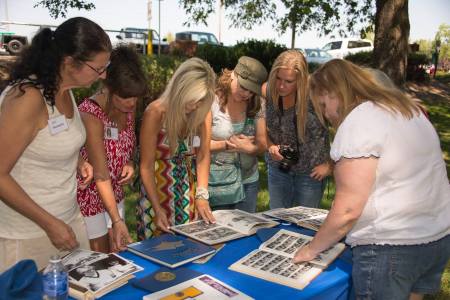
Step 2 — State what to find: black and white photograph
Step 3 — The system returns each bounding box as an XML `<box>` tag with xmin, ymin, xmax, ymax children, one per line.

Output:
<box><xmin>171</xmin><ymin>209</ymin><xmax>278</xmax><ymax>244</ymax></box>
<box><xmin>263</xmin><ymin>206</ymin><xmax>328</xmax><ymax>231</ymax></box>
<box><xmin>68</xmin><ymin>253</ymin><xmax>142</xmax><ymax>292</ymax></box>
<box><xmin>290</xmin><ymin>263</ymin><xmax>315</xmax><ymax>279</ymax></box>
<box><xmin>174</xmin><ymin>220</ymin><xmax>220</xmax><ymax>235</ymax></box>
<box><xmin>195</xmin><ymin>226</ymin><xmax>242</xmax><ymax>243</ymax></box>
<box><xmin>62</xmin><ymin>249</ymin><xmax>108</xmax><ymax>272</ymax></box>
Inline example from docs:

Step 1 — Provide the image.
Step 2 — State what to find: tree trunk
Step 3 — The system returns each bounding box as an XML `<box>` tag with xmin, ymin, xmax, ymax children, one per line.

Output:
<box><xmin>373</xmin><ymin>0</ymin><xmax>410</xmax><ymax>86</ymax></box>
<box><xmin>291</xmin><ymin>17</ymin><xmax>296</xmax><ymax>49</ymax></box>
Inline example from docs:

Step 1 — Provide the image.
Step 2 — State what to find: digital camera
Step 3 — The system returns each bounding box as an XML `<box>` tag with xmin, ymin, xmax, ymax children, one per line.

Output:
<box><xmin>279</xmin><ymin>145</ymin><xmax>299</xmax><ymax>172</ymax></box>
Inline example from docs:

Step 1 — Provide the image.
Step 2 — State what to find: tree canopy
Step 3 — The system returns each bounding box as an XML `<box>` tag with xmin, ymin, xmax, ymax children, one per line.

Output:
<box><xmin>34</xmin><ymin>0</ymin><xmax>95</xmax><ymax>19</ymax></box>
<box><xmin>180</xmin><ymin>0</ymin><xmax>376</xmax><ymax>48</ymax></box>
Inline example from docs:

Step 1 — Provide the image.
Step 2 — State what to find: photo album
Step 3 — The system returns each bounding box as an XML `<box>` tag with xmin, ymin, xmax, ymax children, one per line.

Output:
<box><xmin>127</xmin><ymin>234</ymin><xmax>216</xmax><ymax>268</ymax></box>
<box><xmin>229</xmin><ymin>229</ymin><xmax>345</xmax><ymax>290</ymax></box>
<box><xmin>263</xmin><ymin>206</ymin><xmax>329</xmax><ymax>231</ymax></box>
<box><xmin>170</xmin><ymin>209</ymin><xmax>279</xmax><ymax>245</ymax></box>
<box><xmin>62</xmin><ymin>248</ymin><xmax>142</xmax><ymax>299</ymax></box>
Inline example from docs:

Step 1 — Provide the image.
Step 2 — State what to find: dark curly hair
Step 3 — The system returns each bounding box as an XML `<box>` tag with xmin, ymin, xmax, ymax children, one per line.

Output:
<box><xmin>9</xmin><ymin>17</ymin><xmax>112</xmax><ymax>107</ymax></box>
<box><xmin>104</xmin><ymin>45</ymin><xmax>148</xmax><ymax>101</ymax></box>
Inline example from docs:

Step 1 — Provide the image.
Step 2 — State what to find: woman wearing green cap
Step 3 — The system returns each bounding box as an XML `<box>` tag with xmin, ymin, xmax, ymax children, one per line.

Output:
<box><xmin>208</xmin><ymin>56</ymin><xmax>268</xmax><ymax>212</ymax></box>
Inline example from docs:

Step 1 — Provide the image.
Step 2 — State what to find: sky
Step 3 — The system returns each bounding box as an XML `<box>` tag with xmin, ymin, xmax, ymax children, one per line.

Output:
<box><xmin>0</xmin><ymin>0</ymin><xmax>449</xmax><ymax>49</ymax></box>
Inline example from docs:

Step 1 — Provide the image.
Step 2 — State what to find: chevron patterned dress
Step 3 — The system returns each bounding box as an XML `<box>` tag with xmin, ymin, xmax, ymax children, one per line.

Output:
<box><xmin>136</xmin><ymin>131</ymin><xmax>195</xmax><ymax>240</ymax></box>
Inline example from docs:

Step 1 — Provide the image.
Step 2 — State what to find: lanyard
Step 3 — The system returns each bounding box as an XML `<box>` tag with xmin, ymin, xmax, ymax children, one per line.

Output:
<box><xmin>277</xmin><ymin>96</ymin><xmax>300</xmax><ymax>152</ymax></box>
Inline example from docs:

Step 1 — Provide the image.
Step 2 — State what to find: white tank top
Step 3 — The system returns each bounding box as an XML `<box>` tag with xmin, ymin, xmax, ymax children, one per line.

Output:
<box><xmin>0</xmin><ymin>83</ymin><xmax>86</xmax><ymax>239</ymax></box>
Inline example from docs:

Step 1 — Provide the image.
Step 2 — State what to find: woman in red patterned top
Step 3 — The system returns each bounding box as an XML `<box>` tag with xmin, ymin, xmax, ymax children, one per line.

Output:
<box><xmin>77</xmin><ymin>46</ymin><xmax>148</xmax><ymax>252</ymax></box>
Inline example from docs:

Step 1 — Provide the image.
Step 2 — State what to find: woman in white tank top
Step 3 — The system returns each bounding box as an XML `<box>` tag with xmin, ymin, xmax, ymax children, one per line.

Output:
<box><xmin>0</xmin><ymin>17</ymin><xmax>112</xmax><ymax>272</ymax></box>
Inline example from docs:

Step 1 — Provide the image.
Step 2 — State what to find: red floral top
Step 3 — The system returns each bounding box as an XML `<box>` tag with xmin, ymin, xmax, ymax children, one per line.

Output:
<box><xmin>77</xmin><ymin>99</ymin><xmax>136</xmax><ymax>217</ymax></box>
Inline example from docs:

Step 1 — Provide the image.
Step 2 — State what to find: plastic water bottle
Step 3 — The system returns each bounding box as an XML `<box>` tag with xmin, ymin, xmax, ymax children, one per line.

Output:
<box><xmin>42</xmin><ymin>255</ymin><xmax>69</xmax><ymax>300</ymax></box>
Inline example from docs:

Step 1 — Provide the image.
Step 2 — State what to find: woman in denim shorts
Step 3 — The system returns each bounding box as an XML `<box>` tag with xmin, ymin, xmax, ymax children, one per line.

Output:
<box><xmin>293</xmin><ymin>59</ymin><xmax>450</xmax><ymax>300</ymax></box>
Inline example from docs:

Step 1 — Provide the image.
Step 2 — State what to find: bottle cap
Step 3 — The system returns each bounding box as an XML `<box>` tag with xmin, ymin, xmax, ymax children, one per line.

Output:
<box><xmin>49</xmin><ymin>254</ymin><xmax>62</xmax><ymax>263</ymax></box>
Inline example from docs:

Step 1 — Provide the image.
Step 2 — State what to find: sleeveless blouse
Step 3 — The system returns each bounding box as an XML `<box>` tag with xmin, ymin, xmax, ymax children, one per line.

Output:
<box><xmin>136</xmin><ymin>130</ymin><xmax>196</xmax><ymax>240</ymax></box>
<box><xmin>0</xmin><ymin>84</ymin><xmax>86</xmax><ymax>239</ymax></box>
<box><xmin>265</xmin><ymin>91</ymin><xmax>330</xmax><ymax>173</ymax></box>
<box><xmin>77</xmin><ymin>98</ymin><xmax>136</xmax><ymax>217</ymax></box>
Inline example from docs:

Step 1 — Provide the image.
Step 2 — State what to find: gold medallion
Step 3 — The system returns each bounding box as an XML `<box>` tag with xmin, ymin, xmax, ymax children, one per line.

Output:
<box><xmin>154</xmin><ymin>271</ymin><xmax>176</xmax><ymax>282</ymax></box>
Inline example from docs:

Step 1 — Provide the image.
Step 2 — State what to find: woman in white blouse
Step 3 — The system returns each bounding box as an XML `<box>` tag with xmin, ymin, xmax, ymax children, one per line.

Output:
<box><xmin>293</xmin><ymin>59</ymin><xmax>450</xmax><ymax>300</ymax></box>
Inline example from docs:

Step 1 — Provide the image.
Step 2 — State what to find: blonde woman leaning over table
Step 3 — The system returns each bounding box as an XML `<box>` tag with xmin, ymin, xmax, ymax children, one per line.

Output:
<box><xmin>137</xmin><ymin>58</ymin><xmax>216</xmax><ymax>239</ymax></box>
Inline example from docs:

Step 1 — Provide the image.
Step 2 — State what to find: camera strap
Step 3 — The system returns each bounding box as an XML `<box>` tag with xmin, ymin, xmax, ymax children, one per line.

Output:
<box><xmin>277</xmin><ymin>96</ymin><xmax>300</xmax><ymax>154</ymax></box>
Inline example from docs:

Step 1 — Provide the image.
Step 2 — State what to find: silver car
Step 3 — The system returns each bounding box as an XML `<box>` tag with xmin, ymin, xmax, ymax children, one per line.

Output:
<box><xmin>297</xmin><ymin>48</ymin><xmax>333</xmax><ymax>64</ymax></box>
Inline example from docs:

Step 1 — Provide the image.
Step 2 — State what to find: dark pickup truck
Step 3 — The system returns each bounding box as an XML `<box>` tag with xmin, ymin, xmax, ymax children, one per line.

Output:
<box><xmin>0</xmin><ymin>32</ymin><xmax>28</xmax><ymax>55</ymax></box>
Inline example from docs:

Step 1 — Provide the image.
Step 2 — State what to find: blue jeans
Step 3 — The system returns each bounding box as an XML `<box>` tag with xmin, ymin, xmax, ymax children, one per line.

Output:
<box><xmin>352</xmin><ymin>234</ymin><xmax>450</xmax><ymax>299</ymax></box>
<box><xmin>268</xmin><ymin>161</ymin><xmax>325</xmax><ymax>209</ymax></box>
<box><xmin>212</xmin><ymin>180</ymin><xmax>259</xmax><ymax>213</ymax></box>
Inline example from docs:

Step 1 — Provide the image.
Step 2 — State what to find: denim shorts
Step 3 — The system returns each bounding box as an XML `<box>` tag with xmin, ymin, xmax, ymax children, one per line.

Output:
<box><xmin>352</xmin><ymin>234</ymin><xmax>450</xmax><ymax>300</ymax></box>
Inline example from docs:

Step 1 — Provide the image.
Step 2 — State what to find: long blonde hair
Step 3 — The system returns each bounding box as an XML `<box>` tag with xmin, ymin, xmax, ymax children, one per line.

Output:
<box><xmin>309</xmin><ymin>59</ymin><xmax>419</xmax><ymax>128</ymax></box>
<box><xmin>267</xmin><ymin>50</ymin><xmax>309</xmax><ymax>142</ymax></box>
<box><xmin>161</xmin><ymin>57</ymin><xmax>216</xmax><ymax>154</ymax></box>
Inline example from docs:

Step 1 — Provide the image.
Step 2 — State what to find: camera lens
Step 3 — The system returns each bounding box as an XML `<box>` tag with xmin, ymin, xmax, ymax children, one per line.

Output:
<box><xmin>278</xmin><ymin>159</ymin><xmax>291</xmax><ymax>172</ymax></box>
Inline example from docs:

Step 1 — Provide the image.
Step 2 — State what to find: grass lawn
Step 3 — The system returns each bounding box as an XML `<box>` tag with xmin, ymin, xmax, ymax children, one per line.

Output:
<box><xmin>125</xmin><ymin>78</ymin><xmax>449</xmax><ymax>299</ymax></box>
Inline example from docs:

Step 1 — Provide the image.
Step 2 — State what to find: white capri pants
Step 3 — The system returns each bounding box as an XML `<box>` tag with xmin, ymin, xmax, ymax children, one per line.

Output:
<box><xmin>83</xmin><ymin>200</ymin><xmax>125</xmax><ymax>239</ymax></box>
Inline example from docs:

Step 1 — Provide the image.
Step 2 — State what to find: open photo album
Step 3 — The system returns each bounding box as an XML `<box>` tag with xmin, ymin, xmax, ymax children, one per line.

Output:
<box><xmin>62</xmin><ymin>248</ymin><xmax>142</xmax><ymax>299</ymax></box>
<box><xmin>263</xmin><ymin>206</ymin><xmax>329</xmax><ymax>231</ymax></box>
<box><xmin>229</xmin><ymin>229</ymin><xmax>345</xmax><ymax>290</ymax></box>
<box><xmin>170</xmin><ymin>209</ymin><xmax>279</xmax><ymax>245</ymax></box>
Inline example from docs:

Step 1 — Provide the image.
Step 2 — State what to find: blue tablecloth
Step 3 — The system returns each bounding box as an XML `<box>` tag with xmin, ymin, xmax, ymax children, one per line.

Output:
<box><xmin>83</xmin><ymin>224</ymin><xmax>352</xmax><ymax>300</ymax></box>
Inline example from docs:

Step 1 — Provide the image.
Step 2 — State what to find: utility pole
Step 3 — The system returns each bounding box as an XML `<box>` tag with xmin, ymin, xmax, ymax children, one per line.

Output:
<box><xmin>158</xmin><ymin>0</ymin><xmax>163</xmax><ymax>55</ymax></box>
<box><xmin>147</xmin><ymin>0</ymin><xmax>152</xmax><ymax>55</ymax></box>
<box><xmin>4</xmin><ymin>0</ymin><xmax>10</xmax><ymax>31</ymax></box>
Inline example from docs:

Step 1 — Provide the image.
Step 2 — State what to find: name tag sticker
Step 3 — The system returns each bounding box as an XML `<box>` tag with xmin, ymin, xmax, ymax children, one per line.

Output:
<box><xmin>48</xmin><ymin>115</ymin><xmax>69</xmax><ymax>135</ymax></box>
<box><xmin>192</xmin><ymin>135</ymin><xmax>201</xmax><ymax>147</ymax></box>
<box><xmin>105</xmin><ymin>126</ymin><xmax>119</xmax><ymax>140</ymax></box>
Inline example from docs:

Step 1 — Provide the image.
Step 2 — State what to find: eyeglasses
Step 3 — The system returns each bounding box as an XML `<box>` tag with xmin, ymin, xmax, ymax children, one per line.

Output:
<box><xmin>81</xmin><ymin>60</ymin><xmax>110</xmax><ymax>75</ymax></box>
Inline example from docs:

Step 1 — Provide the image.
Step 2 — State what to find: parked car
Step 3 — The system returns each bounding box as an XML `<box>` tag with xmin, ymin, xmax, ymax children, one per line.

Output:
<box><xmin>116</xmin><ymin>27</ymin><xmax>169</xmax><ymax>54</ymax></box>
<box><xmin>0</xmin><ymin>32</ymin><xmax>28</xmax><ymax>55</ymax></box>
<box><xmin>175</xmin><ymin>31</ymin><xmax>222</xmax><ymax>46</ymax></box>
<box><xmin>322</xmin><ymin>38</ymin><xmax>373</xmax><ymax>59</ymax></box>
<box><xmin>297</xmin><ymin>48</ymin><xmax>333</xmax><ymax>64</ymax></box>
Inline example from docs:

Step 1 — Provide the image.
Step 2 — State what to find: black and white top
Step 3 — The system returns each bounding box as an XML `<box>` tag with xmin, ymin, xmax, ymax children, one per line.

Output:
<box><xmin>266</xmin><ymin>93</ymin><xmax>330</xmax><ymax>174</ymax></box>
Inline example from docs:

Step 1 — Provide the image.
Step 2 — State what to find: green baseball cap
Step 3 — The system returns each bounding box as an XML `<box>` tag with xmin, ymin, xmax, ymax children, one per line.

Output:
<box><xmin>234</xmin><ymin>56</ymin><xmax>268</xmax><ymax>95</ymax></box>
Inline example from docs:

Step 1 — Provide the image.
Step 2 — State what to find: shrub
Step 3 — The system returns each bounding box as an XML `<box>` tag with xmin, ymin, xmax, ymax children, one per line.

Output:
<box><xmin>195</xmin><ymin>44</ymin><xmax>235</xmax><ymax>73</ymax></box>
<box><xmin>344</xmin><ymin>50</ymin><xmax>431</xmax><ymax>82</ymax></box>
<box><xmin>344</xmin><ymin>51</ymin><xmax>374</xmax><ymax>67</ymax></box>
<box><xmin>308</xmin><ymin>62</ymin><xmax>321</xmax><ymax>73</ymax></box>
<box><xmin>232</xmin><ymin>39</ymin><xmax>287</xmax><ymax>72</ymax></box>
<box><xmin>407</xmin><ymin>52</ymin><xmax>430</xmax><ymax>82</ymax></box>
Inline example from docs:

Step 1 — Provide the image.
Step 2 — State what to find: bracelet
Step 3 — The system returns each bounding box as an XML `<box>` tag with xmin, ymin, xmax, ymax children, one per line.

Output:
<box><xmin>111</xmin><ymin>218</ymin><xmax>123</xmax><ymax>226</ymax></box>
<box><xmin>195</xmin><ymin>187</ymin><xmax>209</xmax><ymax>200</ymax></box>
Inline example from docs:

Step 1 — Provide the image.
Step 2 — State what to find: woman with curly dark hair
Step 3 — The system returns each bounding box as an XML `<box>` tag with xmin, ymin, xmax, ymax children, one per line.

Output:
<box><xmin>0</xmin><ymin>17</ymin><xmax>111</xmax><ymax>271</ymax></box>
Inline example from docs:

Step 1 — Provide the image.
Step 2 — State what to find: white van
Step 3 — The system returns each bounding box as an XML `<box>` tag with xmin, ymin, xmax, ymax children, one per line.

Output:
<box><xmin>322</xmin><ymin>38</ymin><xmax>373</xmax><ymax>59</ymax></box>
